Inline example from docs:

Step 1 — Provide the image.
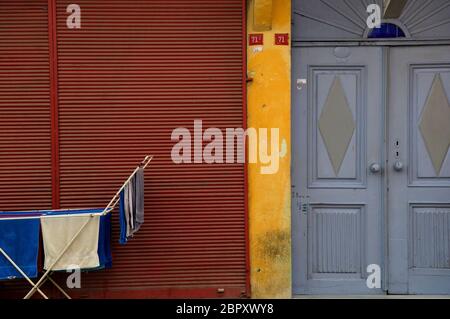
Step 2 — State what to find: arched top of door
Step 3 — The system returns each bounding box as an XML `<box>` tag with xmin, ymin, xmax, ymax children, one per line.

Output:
<box><xmin>364</xmin><ymin>21</ymin><xmax>409</xmax><ymax>39</ymax></box>
<box><xmin>293</xmin><ymin>0</ymin><xmax>450</xmax><ymax>45</ymax></box>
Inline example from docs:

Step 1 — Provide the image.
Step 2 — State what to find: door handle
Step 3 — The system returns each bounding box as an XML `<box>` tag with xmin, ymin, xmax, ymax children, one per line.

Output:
<box><xmin>393</xmin><ymin>161</ymin><xmax>404</xmax><ymax>172</ymax></box>
<box><xmin>369</xmin><ymin>163</ymin><xmax>382</xmax><ymax>174</ymax></box>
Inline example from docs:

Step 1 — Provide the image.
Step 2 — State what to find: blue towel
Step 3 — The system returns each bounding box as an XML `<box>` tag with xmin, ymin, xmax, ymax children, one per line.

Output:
<box><xmin>119</xmin><ymin>190</ymin><xmax>127</xmax><ymax>244</ymax></box>
<box><xmin>0</xmin><ymin>219</ymin><xmax>40</xmax><ymax>280</ymax></box>
<box><xmin>98</xmin><ymin>214</ymin><xmax>112</xmax><ymax>268</ymax></box>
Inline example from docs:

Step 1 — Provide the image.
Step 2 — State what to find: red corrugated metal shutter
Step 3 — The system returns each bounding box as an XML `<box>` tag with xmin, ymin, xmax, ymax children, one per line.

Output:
<box><xmin>0</xmin><ymin>0</ymin><xmax>52</xmax><ymax>295</ymax></box>
<box><xmin>55</xmin><ymin>0</ymin><xmax>247</xmax><ymax>298</ymax></box>
<box><xmin>0</xmin><ymin>1</ymin><xmax>52</xmax><ymax>211</ymax></box>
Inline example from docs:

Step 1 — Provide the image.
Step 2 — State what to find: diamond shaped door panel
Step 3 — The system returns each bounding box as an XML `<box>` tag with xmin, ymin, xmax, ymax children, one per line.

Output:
<box><xmin>309</xmin><ymin>68</ymin><xmax>365</xmax><ymax>187</ymax></box>
<box><xmin>319</xmin><ymin>77</ymin><xmax>356</xmax><ymax>175</ymax></box>
<box><xmin>411</xmin><ymin>68</ymin><xmax>450</xmax><ymax>184</ymax></box>
<box><xmin>419</xmin><ymin>74</ymin><xmax>450</xmax><ymax>175</ymax></box>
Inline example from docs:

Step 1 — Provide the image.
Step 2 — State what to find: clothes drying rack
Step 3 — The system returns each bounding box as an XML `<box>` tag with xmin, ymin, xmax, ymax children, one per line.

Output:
<box><xmin>0</xmin><ymin>155</ymin><xmax>153</xmax><ymax>299</ymax></box>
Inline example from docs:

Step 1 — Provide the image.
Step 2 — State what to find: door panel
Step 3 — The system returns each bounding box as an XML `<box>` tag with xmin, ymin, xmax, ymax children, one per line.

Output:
<box><xmin>389</xmin><ymin>46</ymin><xmax>450</xmax><ymax>294</ymax></box>
<box><xmin>292</xmin><ymin>47</ymin><xmax>384</xmax><ymax>294</ymax></box>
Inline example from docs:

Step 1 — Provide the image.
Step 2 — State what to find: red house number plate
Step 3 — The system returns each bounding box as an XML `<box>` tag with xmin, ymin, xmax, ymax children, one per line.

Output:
<box><xmin>275</xmin><ymin>33</ymin><xmax>289</xmax><ymax>45</ymax></box>
<box><xmin>249</xmin><ymin>34</ymin><xmax>264</xmax><ymax>46</ymax></box>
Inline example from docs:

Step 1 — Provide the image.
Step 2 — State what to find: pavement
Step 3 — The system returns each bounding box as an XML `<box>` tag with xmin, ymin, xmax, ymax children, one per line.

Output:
<box><xmin>294</xmin><ymin>295</ymin><xmax>450</xmax><ymax>299</ymax></box>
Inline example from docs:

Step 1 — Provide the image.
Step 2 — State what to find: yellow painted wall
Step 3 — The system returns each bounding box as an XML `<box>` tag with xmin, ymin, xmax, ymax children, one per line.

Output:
<box><xmin>247</xmin><ymin>0</ymin><xmax>291</xmax><ymax>298</ymax></box>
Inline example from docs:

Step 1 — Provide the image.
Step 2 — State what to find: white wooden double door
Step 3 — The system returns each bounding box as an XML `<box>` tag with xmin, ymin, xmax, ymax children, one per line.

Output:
<box><xmin>292</xmin><ymin>46</ymin><xmax>450</xmax><ymax>295</ymax></box>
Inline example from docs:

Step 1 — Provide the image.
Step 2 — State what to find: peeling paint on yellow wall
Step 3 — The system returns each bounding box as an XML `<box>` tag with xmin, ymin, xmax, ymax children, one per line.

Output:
<box><xmin>247</xmin><ymin>0</ymin><xmax>291</xmax><ymax>298</ymax></box>
<box><xmin>253</xmin><ymin>0</ymin><xmax>273</xmax><ymax>31</ymax></box>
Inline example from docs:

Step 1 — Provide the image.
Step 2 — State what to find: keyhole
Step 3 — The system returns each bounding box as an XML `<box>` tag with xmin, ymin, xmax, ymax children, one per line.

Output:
<box><xmin>394</xmin><ymin>140</ymin><xmax>400</xmax><ymax>159</ymax></box>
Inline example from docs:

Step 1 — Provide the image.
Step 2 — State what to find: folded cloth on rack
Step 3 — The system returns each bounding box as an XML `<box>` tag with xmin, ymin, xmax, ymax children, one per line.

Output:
<box><xmin>129</xmin><ymin>174</ymin><xmax>136</xmax><ymax>234</ymax></box>
<box><xmin>134</xmin><ymin>167</ymin><xmax>145</xmax><ymax>233</ymax></box>
<box><xmin>119</xmin><ymin>190</ymin><xmax>128</xmax><ymax>245</ymax></box>
<box><xmin>124</xmin><ymin>181</ymin><xmax>133</xmax><ymax>237</ymax></box>
<box><xmin>41</xmin><ymin>215</ymin><xmax>101</xmax><ymax>271</ymax></box>
<box><xmin>98</xmin><ymin>214</ymin><xmax>112</xmax><ymax>268</ymax></box>
<box><xmin>0</xmin><ymin>219</ymin><xmax>40</xmax><ymax>280</ymax></box>
<box><xmin>119</xmin><ymin>168</ymin><xmax>145</xmax><ymax>244</ymax></box>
